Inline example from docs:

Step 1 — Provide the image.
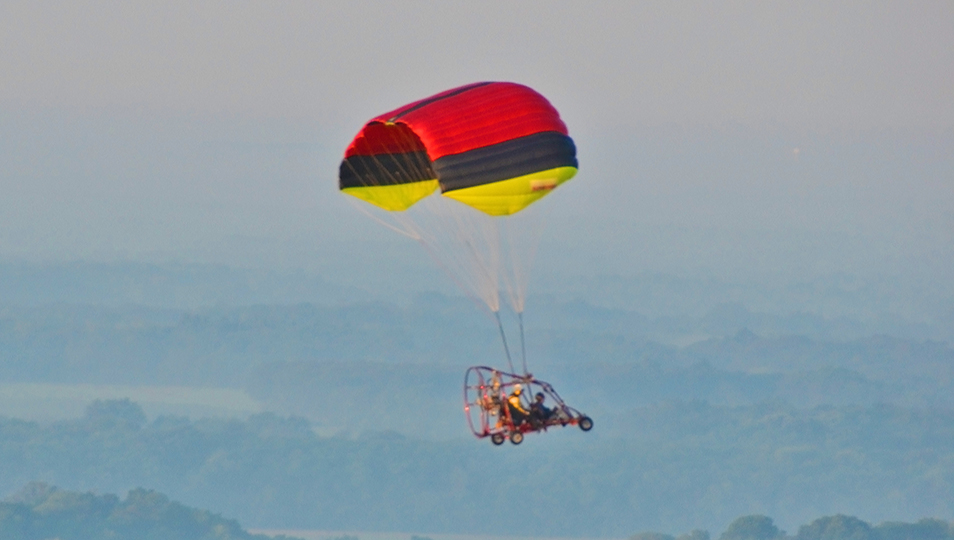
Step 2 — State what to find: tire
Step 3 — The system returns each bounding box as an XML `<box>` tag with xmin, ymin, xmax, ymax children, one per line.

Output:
<box><xmin>491</xmin><ymin>433</ymin><xmax>505</xmax><ymax>445</ymax></box>
<box><xmin>578</xmin><ymin>416</ymin><xmax>593</xmax><ymax>431</ymax></box>
<box><xmin>510</xmin><ymin>432</ymin><xmax>524</xmax><ymax>445</ymax></box>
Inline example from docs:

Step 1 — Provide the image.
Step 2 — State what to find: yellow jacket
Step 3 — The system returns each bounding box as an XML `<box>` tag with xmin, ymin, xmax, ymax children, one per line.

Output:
<box><xmin>508</xmin><ymin>393</ymin><xmax>529</xmax><ymax>415</ymax></box>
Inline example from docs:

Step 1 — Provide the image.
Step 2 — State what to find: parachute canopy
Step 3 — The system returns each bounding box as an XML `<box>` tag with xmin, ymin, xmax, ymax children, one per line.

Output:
<box><xmin>339</xmin><ymin>82</ymin><xmax>578</xmax><ymax>216</ymax></box>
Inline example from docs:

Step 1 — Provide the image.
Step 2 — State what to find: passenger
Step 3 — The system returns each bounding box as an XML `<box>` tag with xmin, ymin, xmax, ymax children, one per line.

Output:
<box><xmin>530</xmin><ymin>392</ymin><xmax>553</xmax><ymax>426</ymax></box>
<box><xmin>507</xmin><ymin>384</ymin><xmax>531</xmax><ymax>426</ymax></box>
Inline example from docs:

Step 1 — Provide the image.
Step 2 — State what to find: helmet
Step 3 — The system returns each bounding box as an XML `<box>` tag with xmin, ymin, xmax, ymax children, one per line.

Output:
<box><xmin>513</xmin><ymin>384</ymin><xmax>522</xmax><ymax>394</ymax></box>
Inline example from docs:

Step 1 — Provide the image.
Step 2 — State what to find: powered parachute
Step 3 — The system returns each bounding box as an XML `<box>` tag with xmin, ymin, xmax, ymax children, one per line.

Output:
<box><xmin>338</xmin><ymin>82</ymin><xmax>592</xmax><ymax>444</ymax></box>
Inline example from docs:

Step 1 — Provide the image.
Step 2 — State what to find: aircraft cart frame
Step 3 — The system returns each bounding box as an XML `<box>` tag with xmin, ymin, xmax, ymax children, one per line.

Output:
<box><xmin>463</xmin><ymin>365</ymin><xmax>593</xmax><ymax>445</ymax></box>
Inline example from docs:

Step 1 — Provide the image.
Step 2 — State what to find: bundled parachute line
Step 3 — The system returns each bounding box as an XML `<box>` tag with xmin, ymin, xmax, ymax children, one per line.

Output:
<box><xmin>338</xmin><ymin>81</ymin><xmax>577</xmax><ymax>375</ymax></box>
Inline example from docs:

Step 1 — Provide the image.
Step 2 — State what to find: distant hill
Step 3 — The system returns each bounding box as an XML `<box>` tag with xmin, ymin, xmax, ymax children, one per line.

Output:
<box><xmin>0</xmin><ymin>260</ymin><xmax>371</xmax><ymax>309</ymax></box>
<box><xmin>1</xmin><ymin>298</ymin><xmax>951</xmax><ymax>390</ymax></box>
<box><xmin>2</xmin><ymin>260</ymin><xmax>952</xmax><ymax>343</ymax></box>
<box><xmin>2</xmin><ymin>298</ymin><xmax>953</xmax><ymax>437</ymax></box>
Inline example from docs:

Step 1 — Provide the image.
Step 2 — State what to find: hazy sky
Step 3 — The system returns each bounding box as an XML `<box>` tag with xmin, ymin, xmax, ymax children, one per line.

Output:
<box><xmin>1</xmin><ymin>1</ymin><xmax>952</xmax><ymax>291</ymax></box>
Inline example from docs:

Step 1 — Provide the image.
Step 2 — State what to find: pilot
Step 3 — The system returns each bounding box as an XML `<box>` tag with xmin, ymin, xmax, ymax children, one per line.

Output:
<box><xmin>507</xmin><ymin>384</ymin><xmax>531</xmax><ymax>426</ymax></box>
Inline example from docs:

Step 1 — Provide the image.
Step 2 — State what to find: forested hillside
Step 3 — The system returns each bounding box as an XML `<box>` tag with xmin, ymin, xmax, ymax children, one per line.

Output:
<box><xmin>3</xmin><ymin>483</ymin><xmax>951</xmax><ymax>540</ymax></box>
<box><xmin>632</xmin><ymin>514</ymin><xmax>954</xmax><ymax>540</ymax></box>
<box><xmin>0</xmin><ymin>481</ymin><xmax>297</xmax><ymax>540</ymax></box>
<box><xmin>1</xmin><ymin>399</ymin><xmax>951</xmax><ymax>537</ymax></box>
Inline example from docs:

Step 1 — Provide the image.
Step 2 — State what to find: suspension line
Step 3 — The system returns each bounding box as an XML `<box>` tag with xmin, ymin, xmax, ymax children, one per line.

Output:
<box><xmin>495</xmin><ymin>311</ymin><xmax>515</xmax><ymax>374</ymax></box>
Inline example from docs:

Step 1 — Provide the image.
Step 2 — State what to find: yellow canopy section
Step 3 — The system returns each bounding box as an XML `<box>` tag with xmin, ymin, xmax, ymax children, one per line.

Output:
<box><xmin>342</xmin><ymin>179</ymin><xmax>440</xmax><ymax>212</ymax></box>
<box><xmin>441</xmin><ymin>166</ymin><xmax>577</xmax><ymax>216</ymax></box>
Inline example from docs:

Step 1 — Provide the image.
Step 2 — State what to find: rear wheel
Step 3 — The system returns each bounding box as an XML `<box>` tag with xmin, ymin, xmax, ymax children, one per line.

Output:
<box><xmin>491</xmin><ymin>433</ymin><xmax>505</xmax><ymax>445</ymax></box>
<box><xmin>510</xmin><ymin>432</ymin><xmax>524</xmax><ymax>445</ymax></box>
<box><xmin>578</xmin><ymin>416</ymin><xmax>593</xmax><ymax>431</ymax></box>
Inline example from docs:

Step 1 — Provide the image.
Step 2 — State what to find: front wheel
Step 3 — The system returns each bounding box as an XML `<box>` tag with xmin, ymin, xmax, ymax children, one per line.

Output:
<box><xmin>491</xmin><ymin>433</ymin><xmax>505</xmax><ymax>445</ymax></box>
<box><xmin>510</xmin><ymin>432</ymin><xmax>524</xmax><ymax>445</ymax></box>
<box><xmin>578</xmin><ymin>416</ymin><xmax>593</xmax><ymax>431</ymax></box>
